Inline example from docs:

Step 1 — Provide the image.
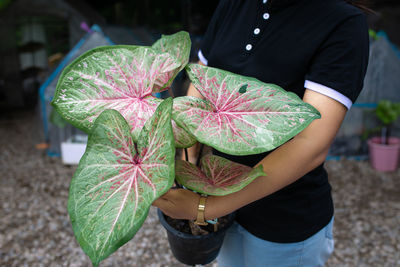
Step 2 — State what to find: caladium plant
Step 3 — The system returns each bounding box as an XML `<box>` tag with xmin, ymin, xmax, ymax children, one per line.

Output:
<box><xmin>52</xmin><ymin>31</ymin><xmax>321</xmax><ymax>266</ymax></box>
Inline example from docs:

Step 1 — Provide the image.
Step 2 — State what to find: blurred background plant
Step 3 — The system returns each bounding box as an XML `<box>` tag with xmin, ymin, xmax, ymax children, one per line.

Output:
<box><xmin>375</xmin><ymin>100</ymin><xmax>400</xmax><ymax>144</ymax></box>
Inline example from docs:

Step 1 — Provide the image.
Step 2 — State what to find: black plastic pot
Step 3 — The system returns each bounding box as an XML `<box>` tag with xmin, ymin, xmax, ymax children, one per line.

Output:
<box><xmin>157</xmin><ymin>209</ymin><xmax>235</xmax><ymax>266</ymax></box>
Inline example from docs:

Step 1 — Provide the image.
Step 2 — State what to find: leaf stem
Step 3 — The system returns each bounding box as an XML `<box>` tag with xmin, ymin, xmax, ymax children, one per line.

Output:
<box><xmin>381</xmin><ymin>126</ymin><xmax>387</xmax><ymax>145</ymax></box>
<box><xmin>184</xmin><ymin>148</ymin><xmax>189</xmax><ymax>161</ymax></box>
<box><xmin>167</xmin><ymin>86</ymin><xmax>175</xmax><ymax>98</ymax></box>
<box><xmin>196</xmin><ymin>144</ymin><xmax>204</xmax><ymax>167</ymax></box>
<box><xmin>174</xmin><ymin>179</ymin><xmax>183</xmax><ymax>188</ymax></box>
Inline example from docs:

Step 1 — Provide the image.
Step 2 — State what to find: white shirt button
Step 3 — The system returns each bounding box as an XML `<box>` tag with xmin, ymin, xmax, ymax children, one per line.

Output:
<box><xmin>254</xmin><ymin>28</ymin><xmax>260</xmax><ymax>35</ymax></box>
<box><xmin>245</xmin><ymin>44</ymin><xmax>252</xmax><ymax>51</ymax></box>
<box><xmin>263</xmin><ymin>13</ymin><xmax>270</xmax><ymax>20</ymax></box>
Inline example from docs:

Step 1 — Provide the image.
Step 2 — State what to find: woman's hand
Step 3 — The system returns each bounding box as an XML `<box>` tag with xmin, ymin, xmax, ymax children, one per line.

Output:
<box><xmin>152</xmin><ymin>188</ymin><xmax>200</xmax><ymax>220</ymax></box>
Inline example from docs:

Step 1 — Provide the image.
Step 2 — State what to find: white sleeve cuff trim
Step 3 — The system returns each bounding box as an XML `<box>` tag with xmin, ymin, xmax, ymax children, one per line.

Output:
<box><xmin>304</xmin><ymin>80</ymin><xmax>352</xmax><ymax>109</ymax></box>
<box><xmin>198</xmin><ymin>50</ymin><xmax>208</xmax><ymax>66</ymax></box>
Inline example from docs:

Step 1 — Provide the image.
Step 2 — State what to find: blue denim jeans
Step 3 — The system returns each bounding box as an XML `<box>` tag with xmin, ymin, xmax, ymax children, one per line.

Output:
<box><xmin>217</xmin><ymin>218</ymin><xmax>334</xmax><ymax>267</ymax></box>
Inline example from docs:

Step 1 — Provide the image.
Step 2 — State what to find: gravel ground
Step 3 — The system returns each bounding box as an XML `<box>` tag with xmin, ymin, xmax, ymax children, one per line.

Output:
<box><xmin>0</xmin><ymin>109</ymin><xmax>399</xmax><ymax>267</ymax></box>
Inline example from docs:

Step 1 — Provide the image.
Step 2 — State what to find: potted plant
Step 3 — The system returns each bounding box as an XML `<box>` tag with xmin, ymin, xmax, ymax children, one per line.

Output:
<box><xmin>367</xmin><ymin>100</ymin><xmax>400</xmax><ymax>172</ymax></box>
<box><xmin>52</xmin><ymin>31</ymin><xmax>321</xmax><ymax>266</ymax></box>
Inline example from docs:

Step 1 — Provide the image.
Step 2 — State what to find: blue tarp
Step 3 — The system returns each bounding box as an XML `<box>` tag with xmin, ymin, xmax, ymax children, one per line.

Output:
<box><xmin>39</xmin><ymin>25</ymin><xmax>114</xmax><ymax>156</ymax></box>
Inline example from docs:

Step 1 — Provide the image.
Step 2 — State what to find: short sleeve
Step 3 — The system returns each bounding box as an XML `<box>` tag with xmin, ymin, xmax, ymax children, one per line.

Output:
<box><xmin>199</xmin><ymin>0</ymin><xmax>230</xmax><ymax>64</ymax></box>
<box><xmin>304</xmin><ymin>14</ymin><xmax>369</xmax><ymax>109</ymax></box>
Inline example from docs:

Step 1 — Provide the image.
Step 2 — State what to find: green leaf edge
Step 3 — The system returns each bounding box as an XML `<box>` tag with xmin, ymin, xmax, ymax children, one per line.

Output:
<box><xmin>151</xmin><ymin>31</ymin><xmax>191</xmax><ymax>91</ymax></box>
<box><xmin>172</xmin><ymin>120</ymin><xmax>198</xmax><ymax>149</ymax></box>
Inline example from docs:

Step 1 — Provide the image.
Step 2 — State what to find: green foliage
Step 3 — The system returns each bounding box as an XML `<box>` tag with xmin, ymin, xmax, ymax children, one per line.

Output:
<box><xmin>375</xmin><ymin>100</ymin><xmax>400</xmax><ymax>126</ymax></box>
<box><xmin>0</xmin><ymin>0</ymin><xmax>12</xmax><ymax>11</ymax></box>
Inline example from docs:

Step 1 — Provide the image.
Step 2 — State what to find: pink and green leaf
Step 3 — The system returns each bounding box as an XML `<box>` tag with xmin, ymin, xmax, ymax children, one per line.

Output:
<box><xmin>52</xmin><ymin>32</ymin><xmax>190</xmax><ymax>142</ymax></box>
<box><xmin>172</xmin><ymin>120</ymin><xmax>197</xmax><ymax>148</ymax></box>
<box><xmin>173</xmin><ymin>64</ymin><xmax>321</xmax><ymax>155</ymax></box>
<box><xmin>151</xmin><ymin>31</ymin><xmax>190</xmax><ymax>92</ymax></box>
<box><xmin>175</xmin><ymin>154</ymin><xmax>265</xmax><ymax>196</ymax></box>
<box><xmin>68</xmin><ymin>98</ymin><xmax>175</xmax><ymax>266</ymax></box>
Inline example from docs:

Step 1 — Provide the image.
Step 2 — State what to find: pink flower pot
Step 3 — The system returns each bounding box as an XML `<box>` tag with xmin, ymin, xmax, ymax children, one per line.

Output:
<box><xmin>368</xmin><ymin>137</ymin><xmax>400</xmax><ymax>172</ymax></box>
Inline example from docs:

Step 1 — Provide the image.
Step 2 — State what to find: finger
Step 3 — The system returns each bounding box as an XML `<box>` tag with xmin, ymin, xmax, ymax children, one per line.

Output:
<box><xmin>151</xmin><ymin>199</ymin><xmax>159</xmax><ymax>207</ymax></box>
<box><xmin>152</xmin><ymin>197</ymin><xmax>167</xmax><ymax>207</ymax></box>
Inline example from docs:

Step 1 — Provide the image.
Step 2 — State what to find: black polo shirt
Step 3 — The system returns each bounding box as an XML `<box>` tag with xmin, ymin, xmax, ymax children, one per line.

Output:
<box><xmin>199</xmin><ymin>0</ymin><xmax>369</xmax><ymax>242</ymax></box>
